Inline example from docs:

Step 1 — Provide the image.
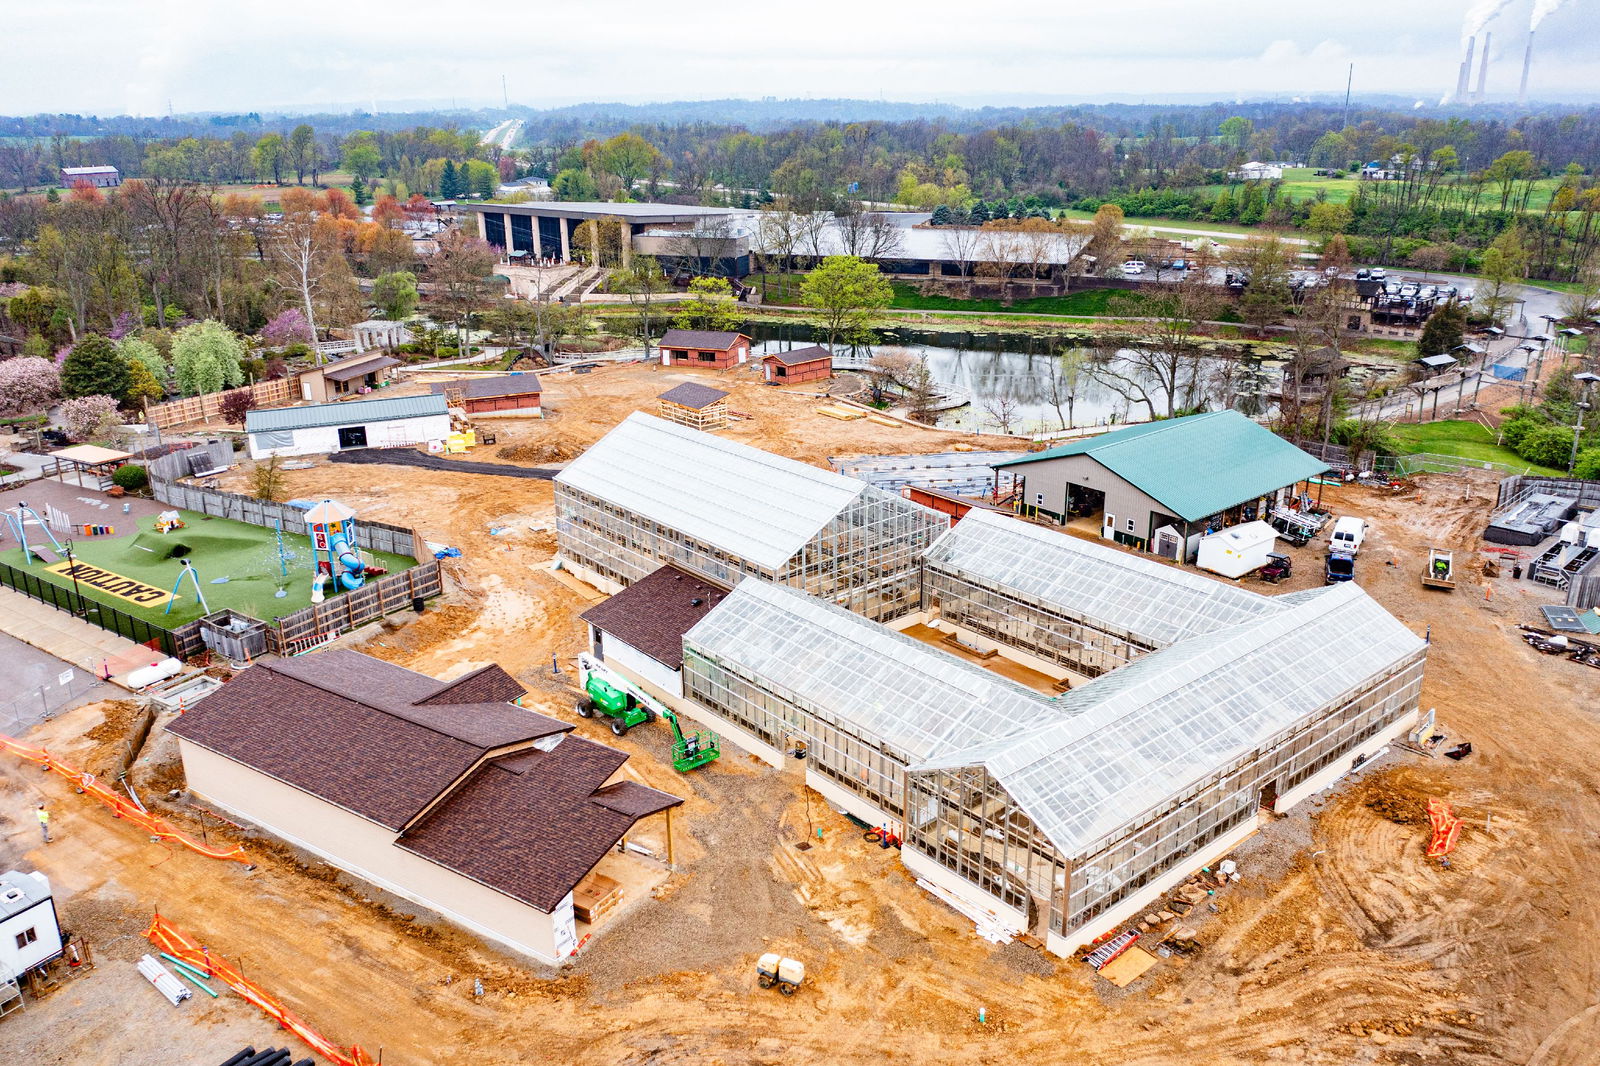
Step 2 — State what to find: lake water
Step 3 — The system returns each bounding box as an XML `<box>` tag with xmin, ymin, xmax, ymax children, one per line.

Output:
<box><xmin>747</xmin><ymin>323</ymin><xmax>1268</xmax><ymax>435</ymax></box>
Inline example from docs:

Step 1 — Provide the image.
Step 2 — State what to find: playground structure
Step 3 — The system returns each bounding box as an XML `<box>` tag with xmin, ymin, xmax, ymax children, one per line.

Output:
<box><xmin>2</xmin><ymin>501</ymin><xmax>65</xmax><ymax>563</ymax></box>
<box><xmin>163</xmin><ymin>559</ymin><xmax>212</xmax><ymax>616</ymax></box>
<box><xmin>305</xmin><ymin>500</ymin><xmax>369</xmax><ymax>604</ymax></box>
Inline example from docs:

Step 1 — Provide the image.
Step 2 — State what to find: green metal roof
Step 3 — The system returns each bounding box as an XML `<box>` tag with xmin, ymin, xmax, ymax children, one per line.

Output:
<box><xmin>994</xmin><ymin>411</ymin><xmax>1328</xmax><ymax>522</ymax></box>
<box><xmin>246</xmin><ymin>394</ymin><xmax>449</xmax><ymax>434</ymax></box>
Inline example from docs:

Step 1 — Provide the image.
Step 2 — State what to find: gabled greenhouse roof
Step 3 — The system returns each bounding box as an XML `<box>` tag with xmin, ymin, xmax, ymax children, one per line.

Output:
<box><xmin>914</xmin><ymin>582</ymin><xmax>1426</xmax><ymax>859</ymax></box>
<box><xmin>556</xmin><ymin>412</ymin><xmax>877</xmax><ymax>571</ymax></box>
<box><xmin>923</xmin><ymin>509</ymin><xmax>1279</xmax><ymax>646</ymax></box>
<box><xmin>684</xmin><ymin>579</ymin><xmax>1070</xmax><ymax>761</ymax></box>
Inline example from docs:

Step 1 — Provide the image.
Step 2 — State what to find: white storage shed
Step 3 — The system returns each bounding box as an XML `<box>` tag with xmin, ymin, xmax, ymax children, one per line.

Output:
<box><xmin>245</xmin><ymin>395</ymin><xmax>452</xmax><ymax>460</ymax></box>
<box><xmin>0</xmin><ymin>870</ymin><xmax>64</xmax><ymax>978</ymax></box>
<box><xmin>1196</xmin><ymin>520</ymin><xmax>1280</xmax><ymax>579</ymax></box>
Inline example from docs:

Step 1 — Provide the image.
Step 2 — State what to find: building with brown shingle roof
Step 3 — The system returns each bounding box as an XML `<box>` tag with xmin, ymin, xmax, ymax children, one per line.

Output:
<box><xmin>168</xmin><ymin>650</ymin><xmax>681</xmax><ymax>964</ymax></box>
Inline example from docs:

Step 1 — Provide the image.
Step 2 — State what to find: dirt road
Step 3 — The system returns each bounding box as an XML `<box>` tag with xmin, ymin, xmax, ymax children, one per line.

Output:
<box><xmin>4</xmin><ymin>371</ymin><xmax>1598</xmax><ymax>1065</ymax></box>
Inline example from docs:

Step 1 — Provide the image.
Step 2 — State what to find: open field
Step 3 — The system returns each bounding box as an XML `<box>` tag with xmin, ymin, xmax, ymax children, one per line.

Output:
<box><xmin>1389</xmin><ymin>419</ymin><xmax>1568</xmax><ymax>476</ymax></box>
<box><xmin>0</xmin><ymin>495</ymin><xmax>417</xmax><ymax>626</ymax></box>
<box><xmin>2</xmin><ymin>361</ymin><xmax>1597</xmax><ymax>1066</ymax></box>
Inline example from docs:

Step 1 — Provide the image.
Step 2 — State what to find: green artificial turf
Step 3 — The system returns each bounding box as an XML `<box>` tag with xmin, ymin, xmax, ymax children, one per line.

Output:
<box><xmin>0</xmin><ymin>508</ymin><xmax>417</xmax><ymax>627</ymax></box>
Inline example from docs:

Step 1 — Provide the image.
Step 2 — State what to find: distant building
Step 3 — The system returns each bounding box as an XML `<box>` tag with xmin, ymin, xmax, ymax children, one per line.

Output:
<box><xmin>60</xmin><ymin>165</ymin><xmax>120</xmax><ymax>189</ymax></box>
<box><xmin>1229</xmin><ymin>161</ymin><xmax>1283</xmax><ymax>181</ymax></box>
<box><xmin>430</xmin><ymin>373</ymin><xmax>543</xmax><ymax>418</ymax></box>
<box><xmin>761</xmin><ymin>345</ymin><xmax>833</xmax><ymax>385</ymax></box>
<box><xmin>658</xmin><ymin>330</ymin><xmax>751</xmax><ymax>371</ymax></box>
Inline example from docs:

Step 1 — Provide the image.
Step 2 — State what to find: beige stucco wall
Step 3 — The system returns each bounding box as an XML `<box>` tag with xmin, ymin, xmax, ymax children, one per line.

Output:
<box><xmin>176</xmin><ymin>737</ymin><xmax>567</xmax><ymax>965</ymax></box>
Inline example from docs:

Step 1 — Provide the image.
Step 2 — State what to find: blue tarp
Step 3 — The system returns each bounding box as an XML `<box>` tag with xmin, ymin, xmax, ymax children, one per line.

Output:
<box><xmin>1491</xmin><ymin>364</ymin><xmax>1527</xmax><ymax>381</ymax></box>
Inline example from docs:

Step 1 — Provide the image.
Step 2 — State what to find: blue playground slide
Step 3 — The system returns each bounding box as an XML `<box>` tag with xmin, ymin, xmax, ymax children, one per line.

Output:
<box><xmin>330</xmin><ymin>536</ymin><xmax>366</xmax><ymax>590</ymax></box>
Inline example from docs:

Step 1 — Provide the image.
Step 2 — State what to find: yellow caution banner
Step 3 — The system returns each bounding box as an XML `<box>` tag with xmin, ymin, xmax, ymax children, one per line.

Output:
<box><xmin>44</xmin><ymin>560</ymin><xmax>175</xmax><ymax>608</ymax></box>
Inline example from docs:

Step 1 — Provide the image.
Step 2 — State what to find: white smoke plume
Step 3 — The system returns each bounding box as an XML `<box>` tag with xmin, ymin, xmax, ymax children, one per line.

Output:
<box><xmin>1463</xmin><ymin>0</ymin><xmax>1516</xmax><ymax>39</ymax></box>
<box><xmin>1530</xmin><ymin>0</ymin><xmax>1573</xmax><ymax>29</ymax></box>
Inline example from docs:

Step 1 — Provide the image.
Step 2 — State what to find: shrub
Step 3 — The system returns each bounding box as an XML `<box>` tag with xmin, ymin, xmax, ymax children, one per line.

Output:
<box><xmin>1518</xmin><ymin>424</ymin><xmax>1577</xmax><ymax>469</ymax></box>
<box><xmin>220</xmin><ymin>390</ymin><xmax>257</xmax><ymax>426</ymax></box>
<box><xmin>1573</xmin><ymin>448</ymin><xmax>1600</xmax><ymax>480</ymax></box>
<box><xmin>1498</xmin><ymin>416</ymin><xmax>1542</xmax><ymax>452</ymax></box>
<box><xmin>112</xmin><ymin>463</ymin><xmax>148</xmax><ymax>492</ymax></box>
<box><xmin>58</xmin><ymin>395</ymin><xmax>121</xmax><ymax>441</ymax></box>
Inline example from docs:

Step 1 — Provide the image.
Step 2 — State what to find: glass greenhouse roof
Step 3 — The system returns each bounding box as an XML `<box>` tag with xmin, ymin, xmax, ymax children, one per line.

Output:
<box><xmin>556</xmin><ymin>412</ymin><xmax>876</xmax><ymax>571</ymax></box>
<box><xmin>923</xmin><ymin>509</ymin><xmax>1280</xmax><ymax>646</ymax></box>
<box><xmin>684</xmin><ymin>578</ymin><xmax>1071</xmax><ymax>760</ymax></box>
<box><xmin>916</xmin><ymin>582</ymin><xmax>1426</xmax><ymax>858</ymax></box>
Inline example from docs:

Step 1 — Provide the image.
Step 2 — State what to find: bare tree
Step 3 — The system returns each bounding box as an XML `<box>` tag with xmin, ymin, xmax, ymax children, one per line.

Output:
<box><xmin>939</xmin><ymin>226</ymin><xmax>984</xmax><ymax>294</ymax></box>
<box><xmin>834</xmin><ymin>203</ymin><xmax>906</xmax><ymax>260</ymax></box>
<box><xmin>665</xmin><ymin>212</ymin><xmax>740</xmax><ymax>279</ymax></box>
<box><xmin>983</xmin><ymin>391</ymin><xmax>1022</xmax><ymax>435</ymax></box>
<box><xmin>864</xmin><ymin>350</ymin><xmax>918</xmax><ymax>405</ymax></box>
<box><xmin>977</xmin><ymin>227</ymin><xmax>1025</xmax><ymax>302</ymax></box>
<box><xmin>756</xmin><ymin>206</ymin><xmax>806</xmax><ymax>276</ymax></box>
<box><xmin>1089</xmin><ymin>280</ymin><xmax>1218</xmax><ymax>420</ymax></box>
<box><xmin>1044</xmin><ymin>347</ymin><xmax>1089</xmax><ymax>430</ymax></box>
<box><xmin>904</xmin><ymin>357</ymin><xmax>940</xmax><ymax>424</ymax></box>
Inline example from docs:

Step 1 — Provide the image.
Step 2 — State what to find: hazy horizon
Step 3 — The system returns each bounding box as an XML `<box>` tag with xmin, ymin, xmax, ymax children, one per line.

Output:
<box><xmin>9</xmin><ymin>0</ymin><xmax>1597</xmax><ymax>118</ymax></box>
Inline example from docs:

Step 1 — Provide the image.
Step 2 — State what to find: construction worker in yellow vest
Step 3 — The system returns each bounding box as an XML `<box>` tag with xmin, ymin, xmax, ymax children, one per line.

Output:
<box><xmin>37</xmin><ymin>803</ymin><xmax>51</xmax><ymax>844</ymax></box>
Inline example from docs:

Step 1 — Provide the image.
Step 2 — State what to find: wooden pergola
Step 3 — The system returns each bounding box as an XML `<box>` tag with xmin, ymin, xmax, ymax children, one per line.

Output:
<box><xmin>48</xmin><ymin>444</ymin><xmax>133</xmax><ymax>489</ymax></box>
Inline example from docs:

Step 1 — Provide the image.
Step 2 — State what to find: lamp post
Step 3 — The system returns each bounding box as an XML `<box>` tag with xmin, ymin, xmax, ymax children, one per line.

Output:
<box><xmin>1569</xmin><ymin>371</ymin><xmax>1600</xmax><ymax>472</ymax></box>
<box><xmin>62</xmin><ymin>539</ymin><xmax>84</xmax><ymax>617</ymax></box>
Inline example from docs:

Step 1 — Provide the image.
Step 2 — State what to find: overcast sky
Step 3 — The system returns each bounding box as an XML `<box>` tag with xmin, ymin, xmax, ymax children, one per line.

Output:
<box><xmin>8</xmin><ymin>0</ymin><xmax>1596</xmax><ymax>116</ymax></box>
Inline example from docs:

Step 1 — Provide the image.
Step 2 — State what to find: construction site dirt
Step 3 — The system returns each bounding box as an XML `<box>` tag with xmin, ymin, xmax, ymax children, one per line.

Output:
<box><xmin>3</xmin><ymin>363</ymin><xmax>1598</xmax><ymax>1066</ymax></box>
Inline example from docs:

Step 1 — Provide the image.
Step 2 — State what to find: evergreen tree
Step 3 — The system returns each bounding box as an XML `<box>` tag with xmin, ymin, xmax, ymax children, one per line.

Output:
<box><xmin>930</xmin><ymin>204</ymin><xmax>953</xmax><ymax>226</ymax></box>
<box><xmin>440</xmin><ymin>160</ymin><xmax>460</xmax><ymax>199</ymax></box>
<box><xmin>1416</xmin><ymin>301</ymin><xmax>1467</xmax><ymax>357</ymax></box>
<box><xmin>60</xmin><ymin>334</ymin><xmax>130</xmax><ymax>404</ymax></box>
<box><xmin>969</xmin><ymin>200</ymin><xmax>990</xmax><ymax>224</ymax></box>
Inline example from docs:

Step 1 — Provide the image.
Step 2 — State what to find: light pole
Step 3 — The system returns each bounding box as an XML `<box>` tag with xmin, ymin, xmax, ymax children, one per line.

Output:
<box><xmin>1569</xmin><ymin>371</ymin><xmax>1600</xmax><ymax>472</ymax></box>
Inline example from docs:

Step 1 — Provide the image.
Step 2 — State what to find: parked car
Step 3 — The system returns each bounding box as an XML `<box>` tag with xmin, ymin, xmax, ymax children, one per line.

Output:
<box><xmin>1121</xmin><ymin>260</ymin><xmax>1146</xmax><ymax>275</ymax></box>
<box><xmin>1171</xmin><ymin>259</ymin><xmax>1187</xmax><ymax>271</ymax></box>
<box><xmin>1329</xmin><ymin>516</ymin><xmax>1369</xmax><ymax>555</ymax></box>
<box><xmin>1326</xmin><ymin>552</ymin><xmax>1356</xmax><ymax>584</ymax></box>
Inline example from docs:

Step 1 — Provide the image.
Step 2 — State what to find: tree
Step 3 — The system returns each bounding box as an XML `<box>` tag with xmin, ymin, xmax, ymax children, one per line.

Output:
<box><xmin>439</xmin><ymin>160</ymin><xmax>462</xmax><ymax>200</ymax></box>
<box><xmin>287</xmin><ymin>124</ymin><xmax>316</xmax><ymax>184</ymax></box>
<box><xmin>1573</xmin><ymin>448</ymin><xmax>1600</xmax><ymax>480</ymax></box>
<box><xmin>673</xmin><ymin>277</ymin><xmax>745</xmax><ymax>332</ymax></box>
<box><xmin>611</xmin><ymin>258</ymin><xmax>671</xmax><ymax>359</ymax></box>
<box><xmin>60</xmin><ymin>333</ymin><xmax>130</xmax><ymax>402</ymax></box>
<box><xmin>220</xmin><ymin>390</ymin><xmax>257</xmax><ymax>426</ymax></box>
<box><xmin>1045</xmin><ymin>347</ymin><xmax>1089</xmax><ymax>430</ymax></box>
<box><xmin>552</xmin><ymin>168</ymin><xmax>598</xmax><ymax>202</ymax></box>
<box><xmin>1407</xmin><ymin>244</ymin><xmax>1450</xmax><ymax>279</ymax></box>
<box><xmin>598</xmin><ymin>133</ymin><xmax>662</xmax><ymax>193</ymax></box>
<box><xmin>59</xmin><ymin>395</ymin><xmax>120</xmax><ymax>441</ymax></box>
<box><xmin>1218</xmin><ymin>116</ymin><xmax>1255</xmax><ymax>153</ymax></box>
<box><xmin>117</xmin><ymin>335</ymin><xmax>166</xmax><ymax>382</ymax></box>
<box><xmin>983</xmin><ymin>392</ymin><xmax>1022</xmax><ymax>435</ymax></box>
<box><xmin>1228</xmin><ymin>237</ymin><xmax>1294</xmax><ymax>335</ymax></box>
<box><xmin>834</xmin><ymin>204</ymin><xmax>905</xmax><ymax>260</ymax></box>
<box><xmin>172</xmin><ymin>320</ymin><xmax>246</xmax><ymax>397</ymax></box>
<box><xmin>930</xmin><ymin>205</ymin><xmax>953</xmax><ymax>226</ymax></box>
<box><xmin>903</xmin><ymin>357</ymin><xmax>941</xmax><ymax>424</ymax></box>
<box><xmin>342</xmin><ymin>139</ymin><xmax>381</xmax><ymax>186</ymax></box>
<box><xmin>800</xmin><ymin>255</ymin><xmax>893</xmax><ymax>350</ymax></box>
<box><xmin>430</xmin><ymin>229</ymin><xmax>498</xmax><ymax>348</ymax></box>
<box><xmin>372</xmin><ymin>271</ymin><xmax>419</xmax><ymax>321</ymax></box>
<box><xmin>1520</xmin><ymin>424</ymin><xmax>1577</xmax><ymax>468</ymax></box>
<box><xmin>254</xmin><ymin>134</ymin><xmax>285</xmax><ymax>184</ymax></box>
<box><xmin>462</xmin><ymin>160</ymin><xmax>498</xmax><ymax>200</ymax></box>
<box><xmin>1093</xmin><ymin>281</ymin><xmax>1219</xmax><ymax>420</ymax></box>
<box><xmin>1416</xmin><ymin>301</ymin><xmax>1467</xmax><ymax>358</ymax></box>
<box><xmin>267</xmin><ymin>194</ymin><xmax>356</xmax><ymax>356</ymax></box>
<box><xmin>123</xmin><ymin>357</ymin><xmax>165</xmax><ymax>410</ymax></box>
<box><xmin>261</xmin><ymin>308</ymin><xmax>312</xmax><ymax>348</ymax></box>
<box><xmin>939</xmin><ymin>225</ymin><xmax>984</xmax><ymax>294</ymax></box>
<box><xmin>1306</xmin><ymin>202</ymin><xmax>1352</xmax><ymax>238</ymax></box>
<box><xmin>0</xmin><ymin>356</ymin><xmax>60</xmax><ymax>415</ymax></box>
<box><xmin>1477</xmin><ymin>227</ymin><xmax>1528</xmax><ymax>324</ymax></box>
<box><xmin>251</xmin><ymin>455</ymin><xmax>285</xmax><ymax>503</ymax></box>
<box><xmin>1087</xmin><ymin>203</ymin><xmax>1125</xmax><ymax>264</ymax></box>
<box><xmin>112</xmin><ymin>463</ymin><xmax>148</xmax><ymax>492</ymax></box>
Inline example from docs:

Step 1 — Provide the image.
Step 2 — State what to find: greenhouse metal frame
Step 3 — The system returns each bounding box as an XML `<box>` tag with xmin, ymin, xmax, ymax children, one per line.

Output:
<box><xmin>554</xmin><ymin>413</ymin><xmax>947</xmax><ymax>622</ymax></box>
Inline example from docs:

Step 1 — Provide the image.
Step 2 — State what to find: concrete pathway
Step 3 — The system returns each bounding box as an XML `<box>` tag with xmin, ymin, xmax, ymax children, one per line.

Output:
<box><xmin>0</xmin><ymin>630</ymin><xmax>115</xmax><ymax>735</ymax></box>
<box><xmin>0</xmin><ymin>586</ymin><xmax>161</xmax><ymax>687</ymax></box>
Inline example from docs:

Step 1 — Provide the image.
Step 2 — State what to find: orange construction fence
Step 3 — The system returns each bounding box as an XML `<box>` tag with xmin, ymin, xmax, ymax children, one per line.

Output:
<box><xmin>1426</xmin><ymin>798</ymin><xmax>1463</xmax><ymax>858</ymax></box>
<box><xmin>0</xmin><ymin>733</ymin><xmax>251</xmax><ymax>865</ymax></box>
<box><xmin>146</xmin><ymin>915</ymin><xmax>377</xmax><ymax>1066</ymax></box>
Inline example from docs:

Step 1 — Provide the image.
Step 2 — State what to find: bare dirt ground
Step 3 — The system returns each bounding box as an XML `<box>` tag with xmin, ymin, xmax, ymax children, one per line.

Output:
<box><xmin>3</xmin><ymin>369</ymin><xmax>1598</xmax><ymax>1065</ymax></box>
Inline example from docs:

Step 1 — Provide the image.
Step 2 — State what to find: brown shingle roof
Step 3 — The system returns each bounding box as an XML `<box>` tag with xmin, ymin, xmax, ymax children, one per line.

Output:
<box><xmin>397</xmin><ymin>737</ymin><xmax>682</xmax><ymax>912</ymax></box>
<box><xmin>580</xmin><ymin>565</ymin><xmax>727</xmax><ymax>671</ymax></box>
<box><xmin>763</xmin><ymin>345</ymin><xmax>832</xmax><ymax>367</ymax></box>
<box><xmin>168</xmin><ymin>652</ymin><xmax>568</xmax><ymax>830</ymax></box>
<box><xmin>659</xmin><ymin>330</ymin><xmax>747</xmax><ymax>351</ymax></box>
<box><xmin>657</xmin><ymin>382</ymin><xmax>729</xmax><ymax>410</ymax></box>
<box><xmin>428</xmin><ymin>373</ymin><xmax>542</xmax><ymax>400</ymax></box>
<box><xmin>323</xmin><ymin>354</ymin><xmax>401</xmax><ymax>382</ymax></box>
<box><xmin>420</xmin><ymin>664</ymin><xmax>526</xmax><ymax>706</ymax></box>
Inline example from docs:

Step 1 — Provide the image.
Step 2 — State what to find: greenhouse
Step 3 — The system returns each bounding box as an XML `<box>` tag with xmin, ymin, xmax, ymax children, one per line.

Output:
<box><xmin>906</xmin><ymin>582</ymin><xmax>1428</xmax><ymax>953</ymax></box>
<box><xmin>681</xmin><ymin>578</ymin><xmax>1069</xmax><ymax>821</ymax></box>
<box><xmin>920</xmin><ymin>509</ymin><xmax>1279</xmax><ymax>677</ymax></box>
<box><xmin>554</xmin><ymin>413</ymin><xmax>947</xmax><ymax>622</ymax></box>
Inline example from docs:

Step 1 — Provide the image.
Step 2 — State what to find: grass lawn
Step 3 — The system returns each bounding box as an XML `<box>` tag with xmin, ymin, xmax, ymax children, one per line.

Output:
<box><xmin>1388</xmin><ymin>420</ymin><xmax>1567</xmax><ymax>476</ymax></box>
<box><xmin>0</xmin><ymin>508</ymin><xmax>417</xmax><ymax>628</ymax></box>
<box><xmin>887</xmin><ymin>282</ymin><xmax>1144</xmax><ymax>316</ymax></box>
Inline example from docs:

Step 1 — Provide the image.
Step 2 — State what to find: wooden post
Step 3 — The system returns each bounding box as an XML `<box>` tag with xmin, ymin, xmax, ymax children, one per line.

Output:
<box><xmin>665</xmin><ymin>807</ymin><xmax>676</xmax><ymax>868</ymax></box>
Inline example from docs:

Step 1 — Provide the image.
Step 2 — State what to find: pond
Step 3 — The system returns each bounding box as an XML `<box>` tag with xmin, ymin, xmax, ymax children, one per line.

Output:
<box><xmin>746</xmin><ymin>322</ymin><xmax>1272</xmax><ymax>435</ymax></box>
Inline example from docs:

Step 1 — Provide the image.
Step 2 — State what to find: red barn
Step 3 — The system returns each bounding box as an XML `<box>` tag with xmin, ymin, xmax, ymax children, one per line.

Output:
<box><xmin>658</xmin><ymin>330</ymin><xmax>751</xmax><ymax>371</ymax></box>
<box><xmin>762</xmin><ymin>345</ymin><xmax>833</xmax><ymax>384</ymax></box>
<box><xmin>429</xmin><ymin>373</ymin><xmax>543</xmax><ymax>417</ymax></box>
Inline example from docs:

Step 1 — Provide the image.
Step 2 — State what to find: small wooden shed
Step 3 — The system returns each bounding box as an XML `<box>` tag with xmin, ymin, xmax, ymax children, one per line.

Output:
<box><xmin>657</xmin><ymin>382</ymin><xmax>730</xmax><ymax>431</ymax></box>
<box><xmin>762</xmin><ymin>345</ymin><xmax>833</xmax><ymax>385</ymax></box>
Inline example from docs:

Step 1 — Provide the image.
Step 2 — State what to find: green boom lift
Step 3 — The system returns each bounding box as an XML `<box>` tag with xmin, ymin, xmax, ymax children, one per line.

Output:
<box><xmin>576</xmin><ymin>654</ymin><xmax>721</xmax><ymax>772</ymax></box>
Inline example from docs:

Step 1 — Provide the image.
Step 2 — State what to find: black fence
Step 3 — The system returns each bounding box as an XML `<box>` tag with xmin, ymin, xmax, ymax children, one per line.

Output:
<box><xmin>0</xmin><ymin>557</ymin><xmax>197</xmax><ymax>659</ymax></box>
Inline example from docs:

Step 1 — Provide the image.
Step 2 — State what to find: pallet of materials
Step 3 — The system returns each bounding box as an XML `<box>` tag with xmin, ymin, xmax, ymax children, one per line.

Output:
<box><xmin>816</xmin><ymin>405</ymin><xmax>866</xmax><ymax>421</ymax></box>
<box><xmin>572</xmin><ymin>872</ymin><xmax>623</xmax><ymax>924</ymax></box>
<box><xmin>138</xmin><ymin>954</ymin><xmax>192</xmax><ymax>1005</ymax></box>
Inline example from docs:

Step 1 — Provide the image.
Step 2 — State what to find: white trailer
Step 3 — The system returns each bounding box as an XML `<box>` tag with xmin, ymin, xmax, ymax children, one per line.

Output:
<box><xmin>1196</xmin><ymin>520</ymin><xmax>1280</xmax><ymax>580</ymax></box>
<box><xmin>0</xmin><ymin>871</ymin><xmax>63</xmax><ymax>980</ymax></box>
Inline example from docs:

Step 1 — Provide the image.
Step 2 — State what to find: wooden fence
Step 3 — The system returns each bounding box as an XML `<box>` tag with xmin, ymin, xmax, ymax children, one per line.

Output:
<box><xmin>151</xmin><ymin>477</ymin><xmax>444</xmax><ymax>652</ymax></box>
<box><xmin>146</xmin><ymin>377</ymin><xmax>299</xmax><ymax>429</ymax></box>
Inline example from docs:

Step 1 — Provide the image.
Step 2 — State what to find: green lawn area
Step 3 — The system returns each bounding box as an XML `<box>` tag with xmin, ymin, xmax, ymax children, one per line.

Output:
<box><xmin>887</xmin><ymin>282</ymin><xmax>1144</xmax><ymax>316</ymax></box>
<box><xmin>1388</xmin><ymin>420</ymin><xmax>1567</xmax><ymax>476</ymax></box>
<box><xmin>0</xmin><ymin>508</ymin><xmax>417</xmax><ymax>628</ymax></box>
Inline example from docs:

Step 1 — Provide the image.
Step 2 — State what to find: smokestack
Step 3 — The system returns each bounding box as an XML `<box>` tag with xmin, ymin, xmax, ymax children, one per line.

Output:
<box><xmin>1456</xmin><ymin>36</ymin><xmax>1476</xmax><ymax>102</ymax></box>
<box><xmin>1518</xmin><ymin>31</ymin><xmax>1534</xmax><ymax>104</ymax></box>
<box><xmin>1475</xmin><ymin>31</ymin><xmax>1492</xmax><ymax>101</ymax></box>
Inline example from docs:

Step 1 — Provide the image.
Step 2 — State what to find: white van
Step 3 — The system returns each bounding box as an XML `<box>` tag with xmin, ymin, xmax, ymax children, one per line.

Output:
<box><xmin>1329</xmin><ymin>516</ymin><xmax>1369</xmax><ymax>555</ymax></box>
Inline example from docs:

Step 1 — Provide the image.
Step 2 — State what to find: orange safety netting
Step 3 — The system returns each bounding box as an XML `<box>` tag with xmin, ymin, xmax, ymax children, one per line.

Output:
<box><xmin>147</xmin><ymin>914</ymin><xmax>377</xmax><ymax>1066</ymax></box>
<box><xmin>1426</xmin><ymin>798</ymin><xmax>1463</xmax><ymax>858</ymax></box>
<box><xmin>0</xmin><ymin>733</ymin><xmax>251</xmax><ymax>865</ymax></box>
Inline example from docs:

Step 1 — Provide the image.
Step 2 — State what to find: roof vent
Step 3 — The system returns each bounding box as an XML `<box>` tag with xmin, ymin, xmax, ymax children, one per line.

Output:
<box><xmin>690</xmin><ymin>597</ymin><xmax>704</xmax><ymax>607</ymax></box>
<box><xmin>1</xmin><ymin>887</ymin><xmax>22</xmax><ymax>903</ymax></box>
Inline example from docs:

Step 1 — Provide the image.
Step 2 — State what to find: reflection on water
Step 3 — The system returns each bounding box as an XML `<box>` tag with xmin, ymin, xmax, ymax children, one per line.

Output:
<box><xmin>747</xmin><ymin>322</ymin><xmax>1267</xmax><ymax>435</ymax></box>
